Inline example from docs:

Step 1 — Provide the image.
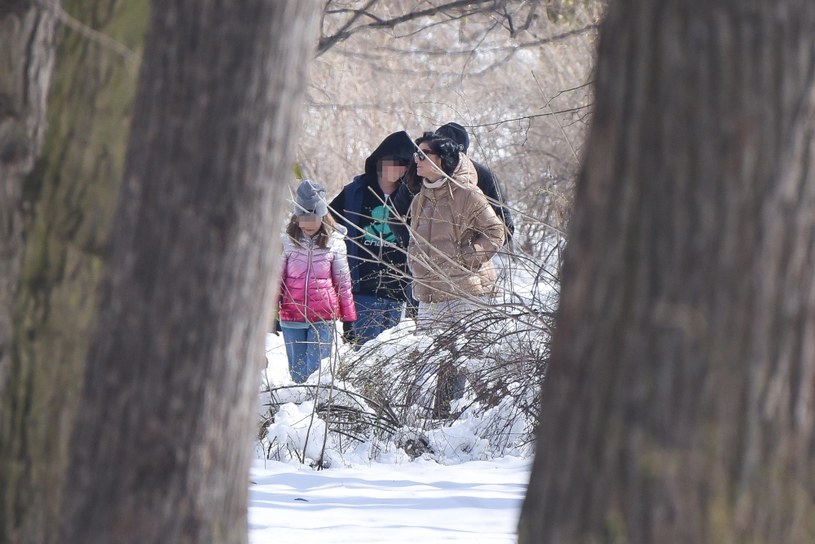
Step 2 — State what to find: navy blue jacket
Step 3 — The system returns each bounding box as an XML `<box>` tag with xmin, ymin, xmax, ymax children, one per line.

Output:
<box><xmin>329</xmin><ymin>132</ymin><xmax>415</xmax><ymax>301</ymax></box>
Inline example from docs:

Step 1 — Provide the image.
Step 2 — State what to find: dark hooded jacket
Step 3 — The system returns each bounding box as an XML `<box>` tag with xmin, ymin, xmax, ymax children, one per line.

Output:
<box><xmin>329</xmin><ymin>131</ymin><xmax>416</xmax><ymax>301</ymax></box>
<box><xmin>435</xmin><ymin>123</ymin><xmax>515</xmax><ymax>242</ymax></box>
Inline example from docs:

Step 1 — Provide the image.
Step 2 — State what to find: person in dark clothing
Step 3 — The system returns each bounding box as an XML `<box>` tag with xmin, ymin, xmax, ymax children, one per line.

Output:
<box><xmin>329</xmin><ymin>131</ymin><xmax>416</xmax><ymax>346</ymax></box>
<box><xmin>434</xmin><ymin>122</ymin><xmax>515</xmax><ymax>243</ymax></box>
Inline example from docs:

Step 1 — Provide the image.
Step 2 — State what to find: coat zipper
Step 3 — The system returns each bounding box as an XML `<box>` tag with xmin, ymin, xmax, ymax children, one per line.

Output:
<box><xmin>376</xmin><ymin>195</ymin><xmax>389</xmax><ymax>293</ymax></box>
<box><xmin>304</xmin><ymin>239</ymin><xmax>313</xmax><ymax>320</ymax></box>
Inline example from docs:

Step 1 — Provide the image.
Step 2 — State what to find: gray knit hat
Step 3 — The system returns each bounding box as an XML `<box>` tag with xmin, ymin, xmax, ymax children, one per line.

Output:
<box><xmin>294</xmin><ymin>179</ymin><xmax>328</xmax><ymax>218</ymax></box>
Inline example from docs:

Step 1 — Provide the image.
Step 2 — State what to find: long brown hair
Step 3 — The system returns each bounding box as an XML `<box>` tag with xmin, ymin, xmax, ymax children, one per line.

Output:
<box><xmin>286</xmin><ymin>214</ymin><xmax>337</xmax><ymax>249</ymax></box>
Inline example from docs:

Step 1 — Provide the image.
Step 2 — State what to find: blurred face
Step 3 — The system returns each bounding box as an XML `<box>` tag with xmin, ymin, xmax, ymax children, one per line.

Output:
<box><xmin>379</xmin><ymin>159</ymin><xmax>408</xmax><ymax>185</ymax></box>
<box><xmin>298</xmin><ymin>214</ymin><xmax>322</xmax><ymax>236</ymax></box>
<box><xmin>414</xmin><ymin>145</ymin><xmax>443</xmax><ymax>181</ymax></box>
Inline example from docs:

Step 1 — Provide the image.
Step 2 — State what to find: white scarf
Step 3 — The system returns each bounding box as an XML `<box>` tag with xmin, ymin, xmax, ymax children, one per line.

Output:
<box><xmin>423</xmin><ymin>177</ymin><xmax>447</xmax><ymax>189</ymax></box>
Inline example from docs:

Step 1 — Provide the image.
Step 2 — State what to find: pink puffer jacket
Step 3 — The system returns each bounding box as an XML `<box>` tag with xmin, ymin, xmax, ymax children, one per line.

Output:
<box><xmin>278</xmin><ymin>227</ymin><xmax>357</xmax><ymax>323</ymax></box>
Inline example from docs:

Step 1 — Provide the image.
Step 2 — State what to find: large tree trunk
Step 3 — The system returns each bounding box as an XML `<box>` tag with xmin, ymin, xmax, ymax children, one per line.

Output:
<box><xmin>0</xmin><ymin>2</ymin><xmax>148</xmax><ymax>542</ymax></box>
<box><xmin>0</xmin><ymin>1</ymin><xmax>57</xmax><ymax>399</ymax></box>
<box><xmin>520</xmin><ymin>1</ymin><xmax>815</xmax><ymax>542</ymax></box>
<box><xmin>59</xmin><ymin>2</ymin><xmax>319</xmax><ymax>542</ymax></box>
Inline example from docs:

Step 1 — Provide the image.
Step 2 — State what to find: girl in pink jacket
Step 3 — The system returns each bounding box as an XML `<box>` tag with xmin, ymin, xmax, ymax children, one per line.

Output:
<box><xmin>279</xmin><ymin>180</ymin><xmax>356</xmax><ymax>383</ymax></box>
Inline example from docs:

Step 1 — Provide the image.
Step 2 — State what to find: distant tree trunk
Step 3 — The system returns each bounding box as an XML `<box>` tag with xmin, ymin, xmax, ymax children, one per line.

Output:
<box><xmin>0</xmin><ymin>1</ymin><xmax>148</xmax><ymax>542</ymax></box>
<box><xmin>520</xmin><ymin>1</ymin><xmax>815</xmax><ymax>543</ymax></box>
<box><xmin>59</xmin><ymin>1</ymin><xmax>319</xmax><ymax>542</ymax></box>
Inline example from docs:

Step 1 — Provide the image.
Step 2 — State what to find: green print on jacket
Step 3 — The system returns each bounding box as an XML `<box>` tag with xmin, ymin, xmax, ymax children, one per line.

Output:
<box><xmin>363</xmin><ymin>204</ymin><xmax>397</xmax><ymax>246</ymax></box>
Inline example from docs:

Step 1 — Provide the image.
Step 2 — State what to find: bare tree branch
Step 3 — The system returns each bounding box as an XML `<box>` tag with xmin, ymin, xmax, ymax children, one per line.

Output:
<box><xmin>317</xmin><ymin>0</ymin><xmax>500</xmax><ymax>56</ymax></box>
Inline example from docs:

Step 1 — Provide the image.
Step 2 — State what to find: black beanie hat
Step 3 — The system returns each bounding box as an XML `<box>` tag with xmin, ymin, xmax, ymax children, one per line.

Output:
<box><xmin>435</xmin><ymin>122</ymin><xmax>469</xmax><ymax>153</ymax></box>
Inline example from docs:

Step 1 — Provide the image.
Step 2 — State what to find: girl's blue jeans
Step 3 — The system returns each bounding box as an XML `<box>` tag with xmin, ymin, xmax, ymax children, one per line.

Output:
<box><xmin>281</xmin><ymin>321</ymin><xmax>334</xmax><ymax>383</ymax></box>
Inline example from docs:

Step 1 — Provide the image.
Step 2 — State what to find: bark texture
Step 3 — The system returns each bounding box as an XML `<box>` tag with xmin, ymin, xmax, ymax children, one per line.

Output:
<box><xmin>0</xmin><ymin>5</ymin><xmax>56</xmax><ymax>536</ymax></box>
<box><xmin>0</xmin><ymin>0</ymin><xmax>56</xmax><ymax>400</ymax></box>
<box><xmin>0</xmin><ymin>1</ymin><xmax>149</xmax><ymax>542</ymax></box>
<box><xmin>59</xmin><ymin>1</ymin><xmax>319</xmax><ymax>543</ymax></box>
<box><xmin>520</xmin><ymin>1</ymin><xmax>815</xmax><ymax>542</ymax></box>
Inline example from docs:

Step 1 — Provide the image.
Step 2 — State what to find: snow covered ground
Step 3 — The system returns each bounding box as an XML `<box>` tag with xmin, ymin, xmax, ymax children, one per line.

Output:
<box><xmin>250</xmin><ymin>256</ymin><xmax>552</xmax><ymax>542</ymax></box>
<box><xmin>249</xmin><ymin>456</ymin><xmax>531</xmax><ymax>543</ymax></box>
<box><xmin>251</xmin><ymin>330</ymin><xmax>533</xmax><ymax>543</ymax></box>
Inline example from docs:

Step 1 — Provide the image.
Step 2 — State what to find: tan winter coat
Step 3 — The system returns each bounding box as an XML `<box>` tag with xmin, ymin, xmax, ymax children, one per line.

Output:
<box><xmin>408</xmin><ymin>154</ymin><xmax>506</xmax><ymax>303</ymax></box>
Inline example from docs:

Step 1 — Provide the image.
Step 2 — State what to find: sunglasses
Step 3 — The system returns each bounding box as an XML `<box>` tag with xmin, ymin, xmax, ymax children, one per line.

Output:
<box><xmin>413</xmin><ymin>150</ymin><xmax>438</xmax><ymax>162</ymax></box>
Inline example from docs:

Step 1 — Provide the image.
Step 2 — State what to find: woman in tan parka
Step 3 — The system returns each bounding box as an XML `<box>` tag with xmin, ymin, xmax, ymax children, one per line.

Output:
<box><xmin>407</xmin><ymin>132</ymin><xmax>506</xmax><ymax>330</ymax></box>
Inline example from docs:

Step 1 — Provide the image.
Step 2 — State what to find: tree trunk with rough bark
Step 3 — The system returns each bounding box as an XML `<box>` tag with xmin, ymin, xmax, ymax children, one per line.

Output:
<box><xmin>0</xmin><ymin>1</ymin><xmax>56</xmax><ymax>400</ymax></box>
<box><xmin>519</xmin><ymin>1</ymin><xmax>815</xmax><ymax>542</ymax></box>
<box><xmin>58</xmin><ymin>2</ymin><xmax>319</xmax><ymax>543</ymax></box>
<box><xmin>0</xmin><ymin>1</ymin><xmax>148</xmax><ymax>542</ymax></box>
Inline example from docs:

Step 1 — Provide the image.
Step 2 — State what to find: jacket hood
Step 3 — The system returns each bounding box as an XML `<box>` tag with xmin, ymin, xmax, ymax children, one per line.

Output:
<box><xmin>451</xmin><ymin>153</ymin><xmax>478</xmax><ymax>186</ymax></box>
<box><xmin>424</xmin><ymin>153</ymin><xmax>477</xmax><ymax>191</ymax></box>
<box><xmin>364</xmin><ymin>131</ymin><xmax>415</xmax><ymax>176</ymax></box>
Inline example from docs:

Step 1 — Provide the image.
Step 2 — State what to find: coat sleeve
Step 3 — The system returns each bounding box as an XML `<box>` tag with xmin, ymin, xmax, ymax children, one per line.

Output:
<box><xmin>277</xmin><ymin>237</ymin><xmax>289</xmax><ymax>308</ymax></box>
<box><xmin>460</xmin><ymin>189</ymin><xmax>506</xmax><ymax>270</ymax></box>
<box><xmin>330</xmin><ymin>236</ymin><xmax>357</xmax><ymax>322</ymax></box>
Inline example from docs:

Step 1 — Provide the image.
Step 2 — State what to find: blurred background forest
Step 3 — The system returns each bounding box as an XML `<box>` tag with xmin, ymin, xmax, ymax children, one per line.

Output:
<box><xmin>299</xmin><ymin>0</ymin><xmax>603</xmax><ymax>256</ymax></box>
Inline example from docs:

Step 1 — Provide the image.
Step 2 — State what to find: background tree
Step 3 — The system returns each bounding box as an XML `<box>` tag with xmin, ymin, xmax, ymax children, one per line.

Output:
<box><xmin>0</xmin><ymin>2</ymin><xmax>148</xmax><ymax>541</ymax></box>
<box><xmin>1</xmin><ymin>0</ymin><xmax>319</xmax><ymax>542</ymax></box>
<box><xmin>57</xmin><ymin>1</ymin><xmax>320</xmax><ymax>542</ymax></box>
<box><xmin>519</xmin><ymin>0</ymin><xmax>815</xmax><ymax>542</ymax></box>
